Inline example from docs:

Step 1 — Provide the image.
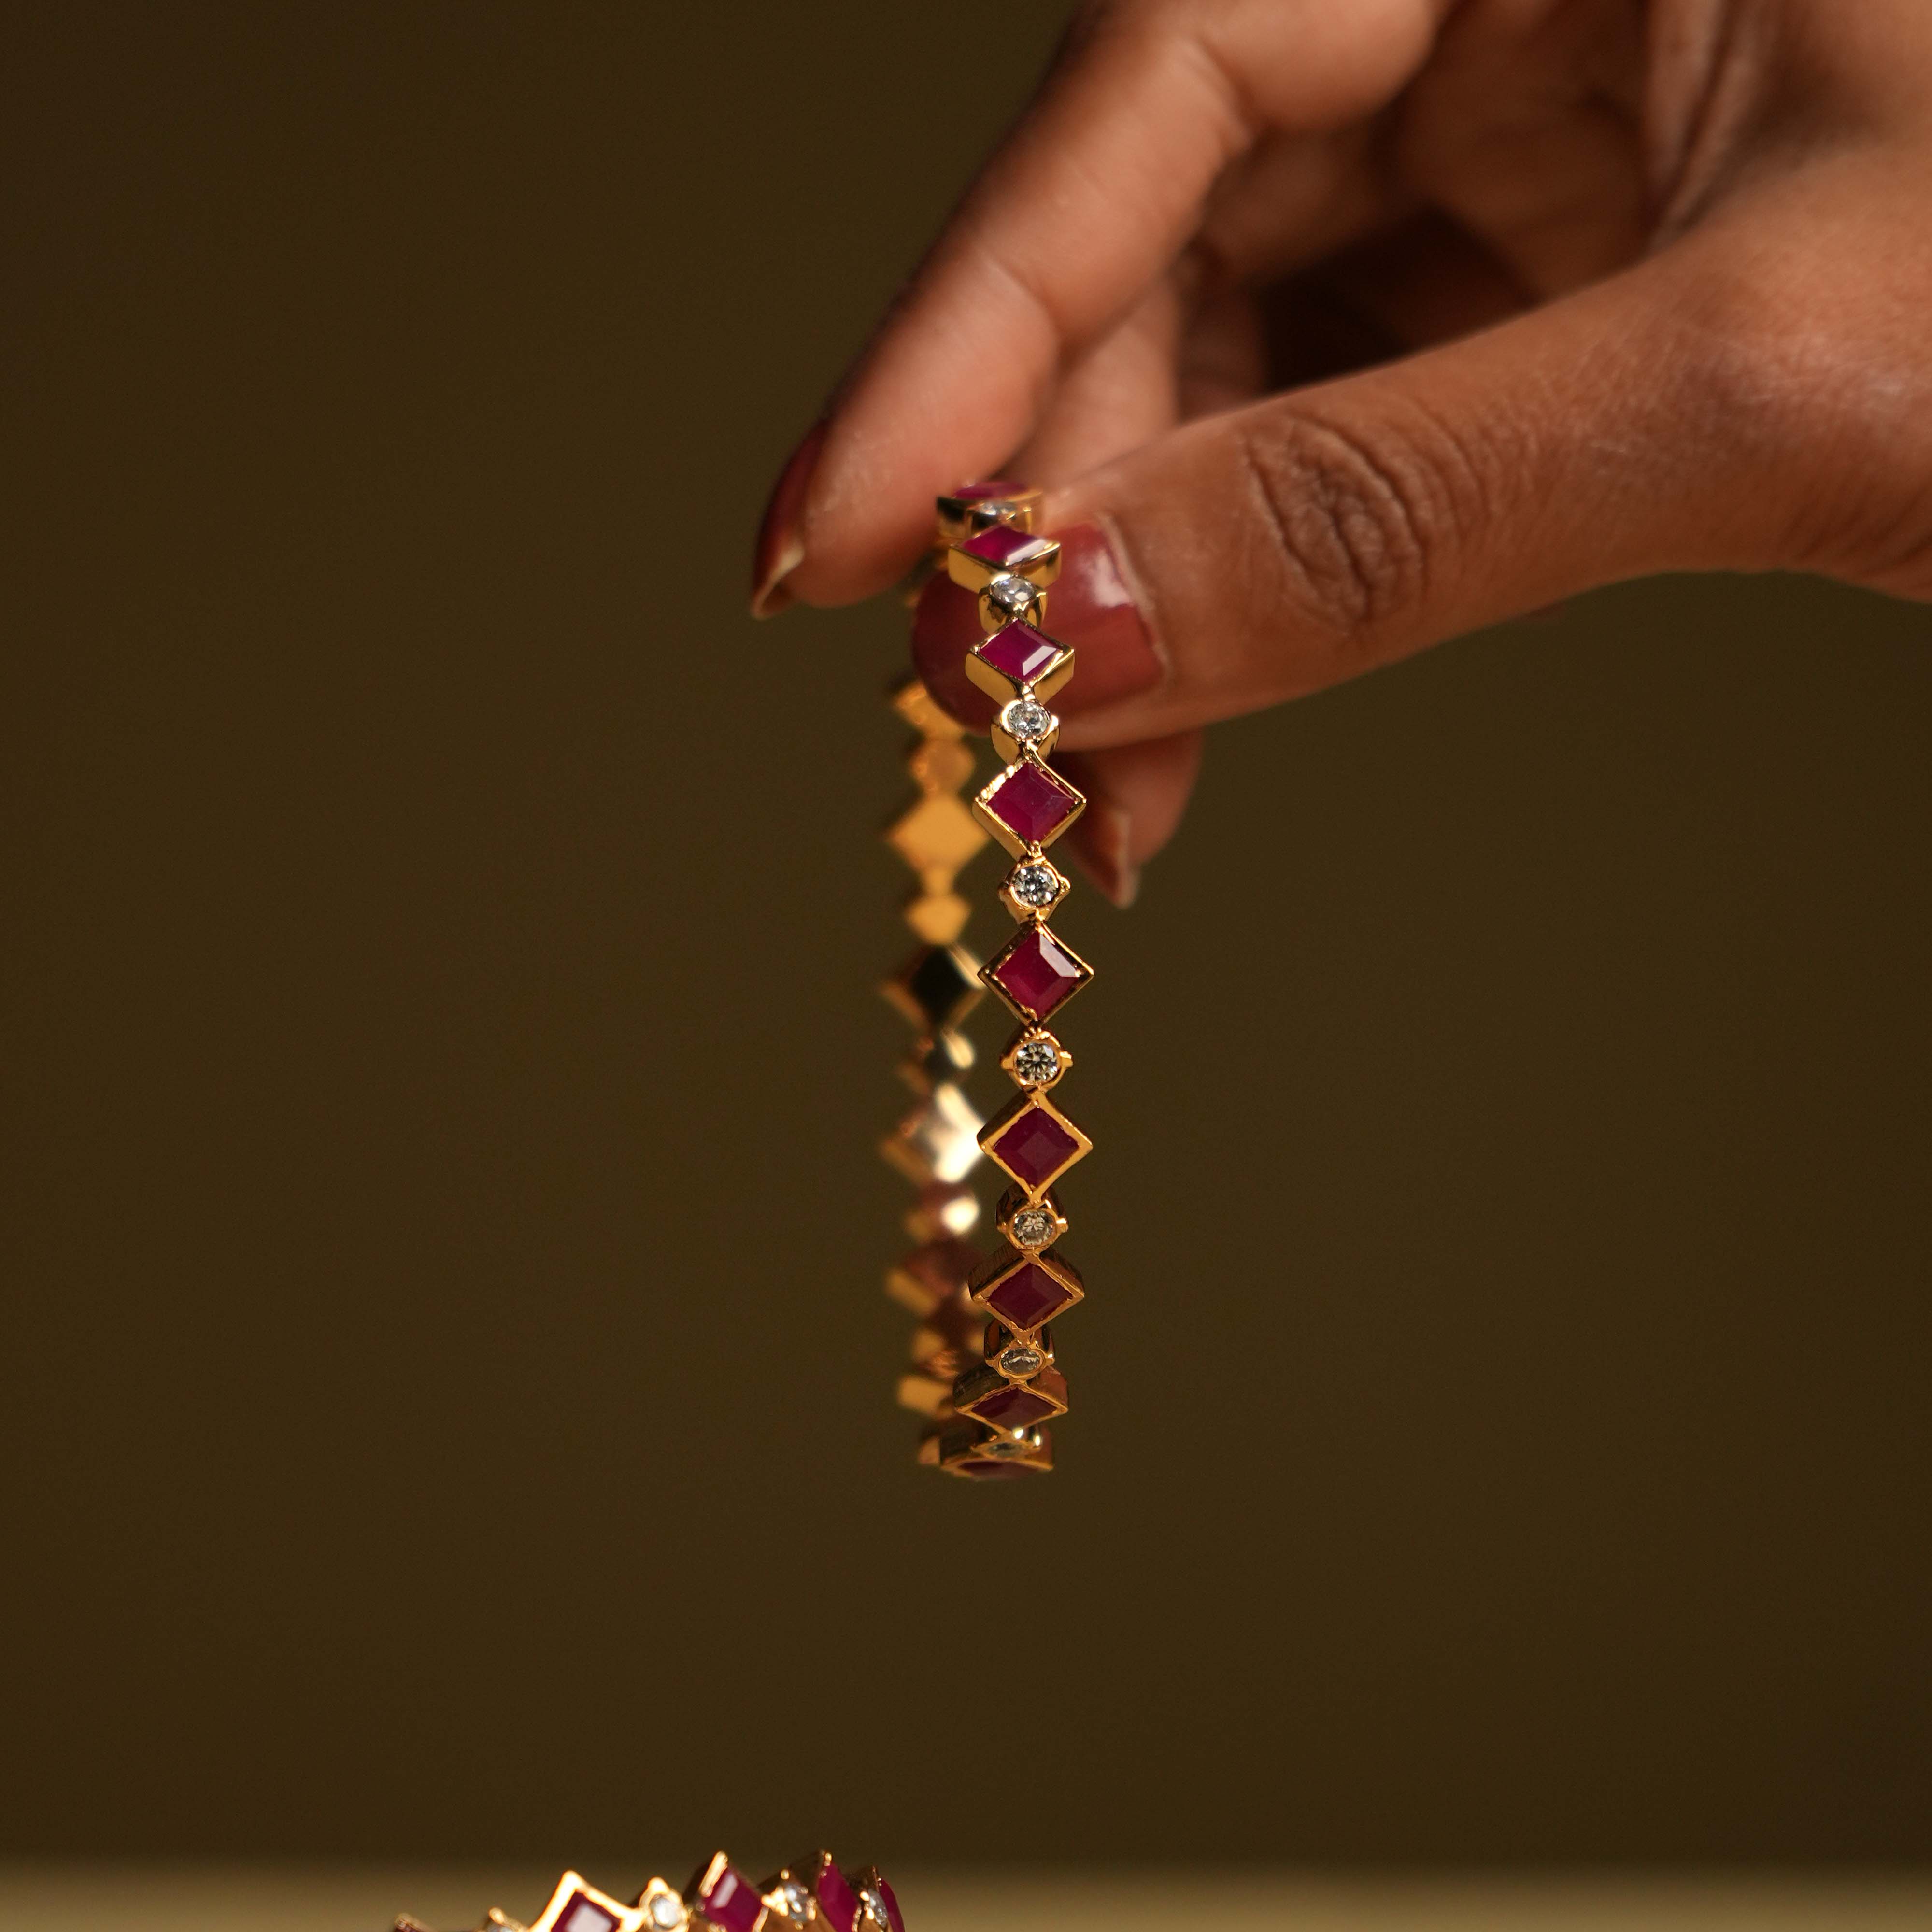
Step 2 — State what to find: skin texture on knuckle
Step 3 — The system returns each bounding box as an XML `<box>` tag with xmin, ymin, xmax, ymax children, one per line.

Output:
<box><xmin>1654</xmin><ymin>201</ymin><xmax>1932</xmax><ymax>582</ymax></box>
<box><xmin>1226</xmin><ymin>397</ymin><xmax>1482</xmax><ymax>656</ymax></box>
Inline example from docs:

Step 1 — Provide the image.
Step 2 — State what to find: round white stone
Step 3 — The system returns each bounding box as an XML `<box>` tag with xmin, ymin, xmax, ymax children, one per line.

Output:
<box><xmin>985</xmin><ymin>573</ymin><xmax>1039</xmax><ymax>616</ymax></box>
<box><xmin>1009</xmin><ymin>862</ymin><xmax>1059</xmax><ymax>909</ymax></box>
<box><xmin>863</xmin><ymin>1892</ymin><xmax>893</xmax><ymax>1930</ymax></box>
<box><xmin>1012</xmin><ymin>1038</ymin><xmax>1061</xmax><ymax>1085</ymax></box>
<box><xmin>649</xmin><ymin>1895</ymin><xmax>688</xmax><ymax>1930</ymax></box>
<box><xmin>997</xmin><ymin>1344</ymin><xmax>1044</xmax><ymax>1377</ymax></box>
<box><xmin>773</xmin><ymin>1885</ymin><xmax>810</xmax><ymax>1925</ymax></box>
<box><xmin>1001</xmin><ymin>697</ymin><xmax>1053</xmax><ymax>744</ymax></box>
<box><xmin>1010</xmin><ymin>1207</ymin><xmax>1057</xmax><ymax>1249</ymax></box>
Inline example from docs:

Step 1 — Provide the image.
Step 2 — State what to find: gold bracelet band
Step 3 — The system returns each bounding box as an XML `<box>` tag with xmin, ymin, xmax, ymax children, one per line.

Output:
<box><xmin>396</xmin><ymin>1851</ymin><xmax>904</xmax><ymax>1932</ymax></box>
<box><xmin>880</xmin><ymin>483</ymin><xmax>1091</xmax><ymax>1479</ymax></box>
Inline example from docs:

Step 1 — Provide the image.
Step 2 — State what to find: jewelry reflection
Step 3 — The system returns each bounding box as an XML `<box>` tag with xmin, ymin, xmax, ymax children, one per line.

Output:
<box><xmin>394</xmin><ymin>1853</ymin><xmax>905</xmax><ymax>1932</ymax></box>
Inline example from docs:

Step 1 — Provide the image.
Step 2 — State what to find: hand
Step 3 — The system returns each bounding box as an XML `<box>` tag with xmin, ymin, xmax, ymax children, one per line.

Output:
<box><xmin>750</xmin><ymin>0</ymin><xmax>1932</xmax><ymax>903</ymax></box>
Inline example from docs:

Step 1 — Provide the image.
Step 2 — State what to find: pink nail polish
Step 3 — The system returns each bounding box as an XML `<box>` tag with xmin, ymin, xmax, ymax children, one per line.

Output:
<box><xmin>910</xmin><ymin>522</ymin><xmax>1161</xmax><ymax>726</ymax></box>
<box><xmin>749</xmin><ymin>419</ymin><xmax>826</xmax><ymax>618</ymax></box>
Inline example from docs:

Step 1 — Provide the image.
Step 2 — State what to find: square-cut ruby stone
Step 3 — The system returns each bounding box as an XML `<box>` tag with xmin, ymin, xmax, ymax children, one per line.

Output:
<box><xmin>969</xmin><ymin>1381</ymin><xmax>1059</xmax><ymax>1430</ymax></box>
<box><xmin>696</xmin><ymin>1862</ymin><xmax>763</xmax><ymax>1932</ymax></box>
<box><xmin>982</xmin><ymin>763</ymin><xmax>1080</xmax><ymax>849</ymax></box>
<box><xmin>961</xmin><ymin>524</ymin><xmax>1049</xmax><ymax>568</ymax></box>
<box><xmin>997</xmin><ymin>1105</ymin><xmax>1090</xmax><ymax>1190</ymax></box>
<box><xmin>989</xmin><ymin>925</ymin><xmax>1087</xmax><ymax>1019</ymax></box>
<box><xmin>990</xmin><ymin>1105</ymin><xmax>1082</xmax><ymax>1189</ymax></box>
<box><xmin>983</xmin><ymin>1258</ymin><xmax>1075</xmax><ymax>1330</ymax></box>
<box><xmin>557</xmin><ymin>1897</ymin><xmax>620</xmax><ymax>1932</ymax></box>
<box><xmin>816</xmin><ymin>1863</ymin><xmax>860</xmax><ymax>1932</ymax></box>
<box><xmin>974</xmin><ymin>623</ymin><xmax>1064</xmax><ymax>688</ymax></box>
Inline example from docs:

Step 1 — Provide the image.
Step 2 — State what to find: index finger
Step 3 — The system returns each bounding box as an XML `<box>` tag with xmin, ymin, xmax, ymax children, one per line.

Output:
<box><xmin>756</xmin><ymin>0</ymin><xmax>1440</xmax><ymax>613</ymax></box>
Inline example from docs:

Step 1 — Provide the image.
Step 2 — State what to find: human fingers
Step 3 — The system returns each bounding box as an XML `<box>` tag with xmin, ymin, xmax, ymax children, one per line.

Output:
<box><xmin>1002</xmin><ymin>230</ymin><xmax>1844</xmax><ymax>754</ymax></box>
<box><xmin>1058</xmin><ymin>730</ymin><xmax>1205</xmax><ymax>909</ymax></box>
<box><xmin>751</xmin><ymin>0</ymin><xmax>1444</xmax><ymax>616</ymax></box>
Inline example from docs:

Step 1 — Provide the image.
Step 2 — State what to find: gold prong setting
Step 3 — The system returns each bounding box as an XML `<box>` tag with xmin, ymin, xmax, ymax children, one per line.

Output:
<box><xmin>1003</xmin><ymin>1026</ymin><xmax>1070</xmax><ymax>1090</ymax></box>
<box><xmin>996</xmin><ymin>1184</ymin><xmax>1066</xmax><ymax>1252</ymax></box>
<box><xmin>999</xmin><ymin>854</ymin><xmax>1068</xmax><ymax>921</ymax></box>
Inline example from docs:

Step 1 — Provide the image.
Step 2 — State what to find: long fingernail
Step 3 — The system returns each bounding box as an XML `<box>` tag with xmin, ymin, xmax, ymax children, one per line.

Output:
<box><xmin>1065</xmin><ymin>797</ymin><xmax>1138</xmax><ymax>909</ymax></box>
<box><xmin>750</xmin><ymin>420</ymin><xmax>826</xmax><ymax>618</ymax></box>
<box><xmin>910</xmin><ymin>521</ymin><xmax>1162</xmax><ymax>725</ymax></box>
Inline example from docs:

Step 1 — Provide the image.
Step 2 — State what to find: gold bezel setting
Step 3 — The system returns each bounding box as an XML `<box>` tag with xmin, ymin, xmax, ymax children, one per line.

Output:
<box><xmin>943</xmin><ymin>529</ymin><xmax>1062</xmax><ymax>595</ymax></box>
<box><xmin>965</xmin><ymin>632</ymin><xmax>1076</xmax><ymax>707</ymax></box>
<box><xmin>971</xmin><ymin>749</ymin><xmax>1087</xmax><ymax>857</ymax></box>
<box><xmin>967</xmin><ymin>1244</ymin><xmax>1086</xmax><ymax>1334</ymax></box>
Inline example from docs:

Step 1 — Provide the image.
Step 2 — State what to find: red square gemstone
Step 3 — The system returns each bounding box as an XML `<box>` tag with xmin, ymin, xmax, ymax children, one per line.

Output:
<box><xmin>694</xmin><ymin>1861</ymin><xmax>764</xmax><ymax>1932</ymax></box>
<box><xmin>974</xmin><ymin>624</ymin><xmax>1065</xmax><ymax>688</ymax></box>
<box><xmin>968</xmin><ymin>1381</ymin><xmax>1059</xmax><ymax>1430</ymax></box>
<box><xmin>556</xmin><ymin>1898</ymin><xmax>620</xmax><ymax>1932</ymax></box>
<box><xmin>989</xmin><ymin>1106</ymin><xmax>1082</xmax><ymax>1190</ymax></box>
<box><xmin>960</xmin><ymin>524</ymin><xmax>1051</xmax><ymax>569</ymax></box>
<box><xmin>816</xmin><ymin>1863</ymin><xmax>860</xmax><ymax>1932</ymax></box>
<box><xmin>983</xmin><ymin>1258</ymin><xmax>1076</xmax><ymax>1330</ymax></box>
<box><xmin>981</xmin><ymin>763</ymin><xmax>1081</xmax><ymax>850</ymax></box>
<box><xmin>987</xmin><ymin>925</ymin><xmax>1088</xmax><ymax>1020</ymax></box>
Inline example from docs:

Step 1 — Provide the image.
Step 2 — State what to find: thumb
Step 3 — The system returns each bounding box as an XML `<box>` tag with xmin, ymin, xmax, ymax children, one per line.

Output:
<box><xmin>1038</xmin><ymin>246</ymin><xmax>1804</xmax><ymax>752</ymax></box>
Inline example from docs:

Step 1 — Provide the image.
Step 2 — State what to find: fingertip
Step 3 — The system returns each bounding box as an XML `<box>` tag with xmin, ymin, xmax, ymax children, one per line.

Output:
<box><xmin>749</xmin><ymin>534</ymin><xmax>805</xmax><ymax>619</ymax></box>
<box><xmin>749</xmin><ymin>419</ymin><xmax>825</xmax><ymax>618</ymax></box>
<box><xmin>1065</xmin><ymin>799</ymin><xmax>1140</xmax><ymax>909</ymax></box>
<box><xmin>1058</xmin><ymin>728</ymin><xmax>1204</xmax><ymax>907</ymax></box>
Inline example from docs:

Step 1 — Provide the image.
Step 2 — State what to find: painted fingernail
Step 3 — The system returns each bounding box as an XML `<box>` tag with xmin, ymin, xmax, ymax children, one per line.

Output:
<box><xmin>1064</xmin><ymin>796</ymin><xmax>1138</xmax><ymax>910</ymax></box>
<box><xmin>750</xmin><ymin>419</ymin><xmax>826</xmax><ymax>618</ymax></box>
<box><xmin>910</xmin><ymin>521</ymin><xmax>1161</xmax><ymax>726</ymax></box>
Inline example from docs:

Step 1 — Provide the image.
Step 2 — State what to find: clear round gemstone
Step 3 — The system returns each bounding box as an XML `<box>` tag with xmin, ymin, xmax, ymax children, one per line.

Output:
<box><xmin>772</xmin><ymin>1885</ymin><xmax>810</xmax><ymax>1926</ymax></box>
<box><xmin>862</xmin><ymin>1892</ymin><xmax>893</xmax><ymax>1931</ymax></box>
<box><xmin>997</xmin><ymin>1343</ymin><xmax>1044</xmax><ymax>1377</ymax></box>
<box><xmin>1012</xmin><ymin>1038</ymin><xmax>1061</xmax><ymax>1085</ymax></box>
<box><xmin>1010</xmin><ymin>1207</ymin><xmax>1057</xmax><ymax>1249</ymax></box>
<box><xmin>648</xmin><ymin>1894</ymin><xmax>687</xmax><ymax>1930</ymax></box>
<box><xmin>1001</xmin><ymin>697</ymin><xmax>1053</xmax><ymax>745</ymax></box>
<box><xmin>984</xmin><ymin>573</ymin><xmax>1039</xmax><ymax>617</ymax></box>
<box><xmin>987</xmin><ymin>1434</ymin><xmax>1030</xmax><ymax>1457</ymax></box>
<box><xmin>1009</xmin><ymin>862</ymin><xmax>1059</xmax><ymax>909</ymax></box>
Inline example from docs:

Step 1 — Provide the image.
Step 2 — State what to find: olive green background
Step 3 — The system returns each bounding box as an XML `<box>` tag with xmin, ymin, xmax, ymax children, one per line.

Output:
<box><xmin>5</xmin><ymin>1</ymin><xmax>1930</xmax><ymax>1869</ymax></box>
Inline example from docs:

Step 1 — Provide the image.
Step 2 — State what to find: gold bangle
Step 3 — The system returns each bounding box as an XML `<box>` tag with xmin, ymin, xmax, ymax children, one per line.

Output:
<box><xmin>880</xmin><ymin>483</ymin><xmax>1090</xmax><ymax>1479</ymax></box>
<box><xmin>395</xmin><ymin>1851</ymin><xmax>905</xmax><ymax>1932</ymax></box>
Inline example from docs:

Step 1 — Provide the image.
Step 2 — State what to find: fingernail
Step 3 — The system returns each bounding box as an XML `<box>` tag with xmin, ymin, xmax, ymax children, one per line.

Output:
<box><xmin>910</xmin><ymin>521</ymin><xmax>1162</xmax><ymax>726</ymax></box>
<box><xmin>750</xmin><ymin>419</ymin><xmax>826</xmax><ymax>618</ymax></box>
<box><xmin>1065</xmin><ymin>797</ymin><xmax>1138</xmax><ymax>909</ymax></box>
